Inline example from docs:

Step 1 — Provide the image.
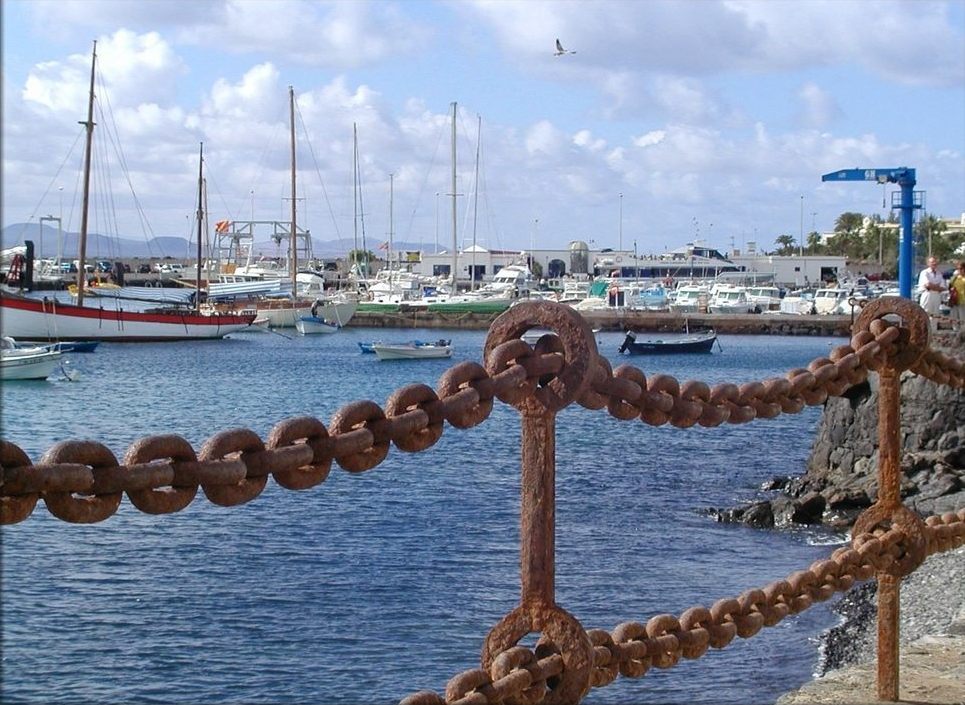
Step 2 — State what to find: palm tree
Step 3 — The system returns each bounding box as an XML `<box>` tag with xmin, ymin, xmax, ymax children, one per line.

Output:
<box><xmin>774</xmin><ymin>234</ymin><xmax>796</xmax><ymax>255</ymax></box>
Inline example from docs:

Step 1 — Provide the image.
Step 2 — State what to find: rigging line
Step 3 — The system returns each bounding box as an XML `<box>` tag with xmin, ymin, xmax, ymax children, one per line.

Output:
<box><xmin>294</xmin><ymin>99</ymin><xmax>341</xmax><ymax>241</ymax></box>
<box><xmin>356</xmin><ymin>135</ymin><xmax>368</xmax><ymax>260</ymax></box>
<box><xmin>239</xmin><ymin>97</ymin><xmax>287</xmax><ymax>219</ymax></box>
<box><xmin>16</xmin><ymin>129</ymin><xmax>86</xmax><ymax>244</ymax></box>
<box><xmin>401</xmin><ymin>116</ymin><xmax>448</xmax><ymax>243</ymax></box>
<box><xmin>96</xmin><ymin>84</ymin><xmax>160</xmax><ymax>255</ymax></box>
<box><xmin>202</xmin><ymin>165</ymin><xmax>236</xmax><ymax>225</ymax></box>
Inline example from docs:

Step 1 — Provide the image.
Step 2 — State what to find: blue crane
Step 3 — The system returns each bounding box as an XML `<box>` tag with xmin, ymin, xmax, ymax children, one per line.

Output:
<box><xmin>821</xmin><ymin>167</ymin><xmax>919</xmax><ymax>298</ymax></box>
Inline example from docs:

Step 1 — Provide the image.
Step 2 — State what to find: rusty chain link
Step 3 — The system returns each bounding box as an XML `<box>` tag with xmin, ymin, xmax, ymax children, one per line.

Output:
<box><xmin>1</xmin><ymin>303</ymin><xmax>962</xmax><ymax>526</ymax></box>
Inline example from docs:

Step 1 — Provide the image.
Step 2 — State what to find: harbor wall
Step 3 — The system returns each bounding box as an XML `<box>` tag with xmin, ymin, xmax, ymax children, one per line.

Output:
<box><xmin>347</xmin><ymin>309</ymin><xmax>855</xmax><ymax>336</ymax></box>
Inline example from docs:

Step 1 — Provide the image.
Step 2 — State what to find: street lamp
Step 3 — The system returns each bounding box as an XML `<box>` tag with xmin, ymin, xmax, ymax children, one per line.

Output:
<box><xmin>799</xmin><ymin>195</ymin><xmax>804</xmax><ymax>257</ymax></box>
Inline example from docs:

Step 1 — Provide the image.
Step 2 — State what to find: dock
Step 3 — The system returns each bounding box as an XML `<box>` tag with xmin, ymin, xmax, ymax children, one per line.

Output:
<box><xmin>348</xmin><ymin>309</ymin><xmax>856</xmax><ymax>336</ymax></box>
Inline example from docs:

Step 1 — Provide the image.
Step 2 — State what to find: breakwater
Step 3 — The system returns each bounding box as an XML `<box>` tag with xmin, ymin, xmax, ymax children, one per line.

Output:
<box><xmin>349</xmin><ymin>308</ymin><xmax>855</xmax><ymax>335</ymax></box>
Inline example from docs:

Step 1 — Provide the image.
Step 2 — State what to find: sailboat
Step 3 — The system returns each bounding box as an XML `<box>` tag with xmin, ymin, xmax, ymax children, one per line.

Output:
<box><xmin>0</xmin><ymin>41</ymin><xmax>256</xmax><ymax>342</ymax></box>
<box><xmin>223</xmin><ymin>87</ymin><xmax>356</xmax><ymax>329</ymax></box>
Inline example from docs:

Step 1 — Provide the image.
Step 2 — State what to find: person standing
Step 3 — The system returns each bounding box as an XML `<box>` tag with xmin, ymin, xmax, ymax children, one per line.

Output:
<box><xmin>917</xmin><ymin>256</ymin><xmax>946</xmax><ymax>318</ymax></box>
<box><xmin>948</xmin><ymin>260</ymin><xmax>965</xmax><ymax>323</ymax></box>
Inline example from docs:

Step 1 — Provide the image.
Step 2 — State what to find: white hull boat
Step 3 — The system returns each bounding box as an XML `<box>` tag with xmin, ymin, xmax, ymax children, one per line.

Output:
<box><xmin>0</xmin><ymin>293</ymin><xmax>255</xmax><ymax>342</ymax></box>
<box><xmin>372</xmin><ymin>342</ymin><xmax>452</xmax><ymax>360</ymax></box>
<box><xmin>255</xmin><ymin>299</ymin><xmax>357</xmax><ymax>328</ymax></box>
<box><xmin>1</xmin><ymin>336</ymin><xmax>62</xmax><ymax>380</ymax></box>
<box><xmin>295</xmin><ymin>316</ymin><xmax>339</xmax><ymax>335</ymax></box>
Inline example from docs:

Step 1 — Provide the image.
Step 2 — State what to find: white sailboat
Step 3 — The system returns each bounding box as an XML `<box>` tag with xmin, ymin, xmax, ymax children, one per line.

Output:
<box><xmin>0</xmin><ymin>41</ymin><xmax>256</xmax><ymax>342</ymax></box>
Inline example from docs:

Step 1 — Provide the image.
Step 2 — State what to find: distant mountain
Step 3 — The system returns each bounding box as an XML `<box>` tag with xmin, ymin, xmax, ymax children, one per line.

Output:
<box><xmin>1</xmin><ymin>223</ymin><xmax>439</xmax><ymax>260</ymax></box>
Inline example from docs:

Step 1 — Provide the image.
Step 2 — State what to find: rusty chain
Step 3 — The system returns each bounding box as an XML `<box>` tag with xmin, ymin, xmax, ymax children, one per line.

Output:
<box><xmin>400</xmin><ymin>509</ymin><xmax>965</xmax><ymax>705</ymax></box>
<box><xmin>2</xmin><ymin>302</ymin><xmax>963</xmax><ymax>525</ymax></box>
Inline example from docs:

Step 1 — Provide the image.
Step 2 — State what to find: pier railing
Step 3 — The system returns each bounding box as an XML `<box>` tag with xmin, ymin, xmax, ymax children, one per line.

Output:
<box><xmin>2</xmin><ymin>298</ymin><xmax>963</xmax><ymax>704</ymax></box>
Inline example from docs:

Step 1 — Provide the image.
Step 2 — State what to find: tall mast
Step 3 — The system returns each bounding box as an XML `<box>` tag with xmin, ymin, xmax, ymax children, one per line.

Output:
<box><xmin>195</xmin><ymin>141</ymin><xmax>204</xmax><ymax>311</ymax></box>
<box><xmin>353</xmin><ymin>123</ymin><xmax>359</xmax><ymax>276</ymax></box>
<box><xmin>471</xmin><ymin>113</ymin><xmax>480</xmax><ymax>291</ymax></box>
<box><xmin>388</xmin><ymin>172</ymin><xmax>394</xmax><ymax>274</ymax></box>
<box><xmin>75</xmin><ymin>40</ymin><xmax>97</xmax><ymax>306</ymax></box>
<box><xmin>289</xmin><ymin>85</ymin><xmax>297</xmax><ymax>294</ymax></box>
<box><xmin>450</xmin><ymin>101</ymin><xmax>457</xmax><ymax>289</ymax></box>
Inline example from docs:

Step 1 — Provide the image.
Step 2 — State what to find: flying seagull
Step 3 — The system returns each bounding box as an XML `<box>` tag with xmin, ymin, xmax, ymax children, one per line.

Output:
<box><xmin>555</xmin><ymin>39</ymin><xmax>575</xmax><ymax>56</ymax></box>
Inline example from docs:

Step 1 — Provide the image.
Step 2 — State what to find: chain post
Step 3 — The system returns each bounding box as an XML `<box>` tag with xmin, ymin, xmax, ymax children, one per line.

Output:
<box><xmin>519</xmin><ymin>408</ymin><xmax>557</xmax><ymax>606</ymax></box>
<box><xmin>876</xmin><ymin>366</ymin><xmax>901</xmax><ymax>701</ymax></box>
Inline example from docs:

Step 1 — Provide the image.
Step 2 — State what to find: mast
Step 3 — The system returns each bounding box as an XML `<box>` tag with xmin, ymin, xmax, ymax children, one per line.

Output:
<box><xmin>75</xmin><ymin>40</ymin><xmax>97</xmax><ymax>306</ymax></box>
<box><xmin>388</xmin><ymin>172</ymin><xmax>394</xmax><ymax>275</ymax></box>
<box><xmin>353</xmin><ymin>123</ymin><xmax>359</xmax><ymax>277</ymax></box>
<box><xmin>450</xmin><ymin>101</ymin><xmax>457</xmax><ymax>289</ymax></box>
<box><xmin>195</xmin><ymin>141</ymin><xmax>204</xmax><ymax>311</ymax></box>
<box><xmin>289</xmin><ymin>85</ymin><xmax>297</xmax><ymax>294</ymax></box>
<box><xmin>471</xmin><ymin>114</ymin><xmax>480</xmax><ymax>291</ymax></box>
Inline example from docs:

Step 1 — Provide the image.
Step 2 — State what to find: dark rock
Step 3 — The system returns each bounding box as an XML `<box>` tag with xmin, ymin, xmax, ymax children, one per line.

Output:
<box><xmin>742</xmin><ymin>501</ymin><xmax>775</xmax><ymax>528</ymax></box>
<box><xmin>792</xmin><ymin>492</ymin><xmax>826</xmax><ymax>524</ymax></box>
<box><xmin>760</xmin><ymin>476</ymin><xmax>789</xmax><ymax>491</ymax></box>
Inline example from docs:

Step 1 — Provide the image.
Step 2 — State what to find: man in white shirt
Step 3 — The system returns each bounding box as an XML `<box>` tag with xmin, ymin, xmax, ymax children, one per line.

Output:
<box><xmin>917</xmin><ymin>256</ymin><xmax>945</xmax><ymax>318</ymax></box>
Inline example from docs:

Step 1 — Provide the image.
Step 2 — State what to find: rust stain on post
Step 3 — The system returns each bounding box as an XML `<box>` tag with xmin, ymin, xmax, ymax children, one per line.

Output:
<box><xmin>876</xmin><ymin>367</ymin><xmax>901</xmax><ymax>701</ymax></box>
<box><xmin>520</xmin><ymin>410</ymin><xmax>556</xmax><ymax>606</ymax></box>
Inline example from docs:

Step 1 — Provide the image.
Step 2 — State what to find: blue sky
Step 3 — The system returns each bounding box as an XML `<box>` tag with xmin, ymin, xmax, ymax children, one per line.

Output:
<box><xmin>2</xmin><ymin>0</ymin><xmax>963</xmax><ymax>257</ymax></box>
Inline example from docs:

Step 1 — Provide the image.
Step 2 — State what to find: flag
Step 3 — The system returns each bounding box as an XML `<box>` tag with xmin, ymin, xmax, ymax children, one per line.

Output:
<box><xmin>378</xmin><ymin>241</ymin><xmax>389</xmax><ymax>250</ymax></box>
<box><xmin>215</xmin><ymin>220</ymin><xmax>231</xmax><ymax>234</ymax></box>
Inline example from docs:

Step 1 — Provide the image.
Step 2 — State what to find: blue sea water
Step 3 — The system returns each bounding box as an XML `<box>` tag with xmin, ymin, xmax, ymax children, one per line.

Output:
<box><xmin>1</xmin><ymin>327</ymin><xmax>850</xmax><ymax>704</ymax></box>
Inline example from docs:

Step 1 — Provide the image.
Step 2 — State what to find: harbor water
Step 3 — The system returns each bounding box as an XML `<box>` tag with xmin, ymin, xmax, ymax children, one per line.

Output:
<box><xmin>1</xmin><ymin>327</ymin><xmax>849</xmax><ymax>704</ymax></box>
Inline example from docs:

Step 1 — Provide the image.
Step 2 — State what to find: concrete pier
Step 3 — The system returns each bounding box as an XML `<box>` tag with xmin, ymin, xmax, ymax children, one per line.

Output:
<box><xmin>348</xmin><ymin>309</ymin><xmax>856</xmax><ymax>336</ymax></box>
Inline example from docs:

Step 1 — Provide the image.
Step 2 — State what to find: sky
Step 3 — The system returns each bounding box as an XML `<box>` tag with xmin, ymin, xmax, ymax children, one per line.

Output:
<box><xmin>2</xmin><ymin>0</ymin><xmax>964</xmax><ymax>258</ymax></box>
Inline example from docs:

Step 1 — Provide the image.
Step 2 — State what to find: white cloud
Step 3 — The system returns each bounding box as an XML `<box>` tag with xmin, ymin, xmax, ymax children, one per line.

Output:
<box><xmin>795</xmin><ymin>82</ymin><xmax>842</xmax><ymax>129</ymax></box>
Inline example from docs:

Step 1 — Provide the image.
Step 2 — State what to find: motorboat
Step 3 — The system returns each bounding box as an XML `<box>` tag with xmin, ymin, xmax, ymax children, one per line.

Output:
<box><xmin>708</xmin><ymin>286</ymin><xmax>757</xmax><ymax>314</ymax></box>
<box><xmin>372</xmin><ymin>340</ymin><xmax>453</xmax><ymax>360</ymax></box>
<box><xmin>618</xmin><ymin>329</ymin><xmax>717</xmax><ymax>355</ymax></box>
<box><xmin>668</xmin><ymin>284</ymin><xmax>711</xmax><ymax>313</ymax></box>
<box><xmin>295</xmin><ymin>315</ymin><xmax>339</xmax><ymax>335</ymax></box>
<box><xmin>1</xmin><ymin>336</ymin><xmax>63</xmax><ymax>380</ymax></box>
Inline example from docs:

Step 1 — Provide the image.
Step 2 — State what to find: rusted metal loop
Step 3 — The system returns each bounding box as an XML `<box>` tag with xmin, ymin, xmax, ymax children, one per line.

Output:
<box><xmin>484</xmin><ymin>300</ymin><xmax>597</xmax><ymax>414</ymax></box>
<box><xmin>444</xmin><ymin>668</ymin><xmax>493</xmax><ymax>704</ymax></box>
<box><xmin>0</xmin><ymin>441</ymin><xmax>38</xmax><ymax>524</ymax></box>
<box><xmin>386</xmin><ymin>385</ymin><xmax>444</xmax><ymax>452</ymax></box>
<box><xmin>267</xmin><ymin>417</ymin><xmax>333</xmax><ymax>490</ymax></box>
<box><xmin>481</xmin><ymin>603</ymin><xmax>593</xmax><ymax>705</ymax></box>
<box><xmin>330</xmin><ymin>401</ymin><xmax>390</xmax><ymax>473</ymax></box>
<box><xmin>490</xmin><ymin>645</ymin><xmax>546</xmax><ymax>705</ymax></box>
<box><xmin>611</xmin><ymin>621</ymin><xmax>652</xmax><ymax>677</ymax></box>
<box><xmin>853</xmin><ymin>503</ymin><xmax>928</xmax><ymax>576</ymax></box>
<box><xmin>585</xmin><ymin>628</ymin><xmax>620</xmax><ymax>687</ymax></box>
<box><xmin>577</xmin><ymin>356</ymin><xmax>612</xmax><ymax>411</ymax></box>
<box><xmin>124</xmin><ymin>435</ymin><xmax>199</xmax><ymax>514</ymax></box>
<box><xmin>852</xmin><ymin>297</ymin><xmax>930</xmax><ymax>371</ymax></box>
<box><xmin>41</xmin><ymin>441</ymin><xmax>123</xmax><ymax>523</ymax></box>
<box><xmin>437</xmin><ymin>362</ymin><xmax>494</xmax><ymax>429</ymax></box>
<box><xmin>398</xmin><ymin>690</ymin><xmax>446</xmax><ymax>705</ymax></box>
<box><xmin>646</xmin><ymin>614</ymin><xmax>682</xmax><ymax>668</ymax></box>
<box><xmin>199</xmin><ymin>429</ymin><xmax>269</xmax><ymax>506</ymax></box>
<box><xmin>604</xmin><ymin>367</ymin><xmax>645</xmax><ymax>421</ymax></box>
<box><xmin>677</xmin><ymin>606</ymin><xmax>711</xmax><ymax>658</ymax></box>
<box><xmin>489</xmin><ymin>339</ymin><xmax>540</xmax><ymax>404</ymax></box>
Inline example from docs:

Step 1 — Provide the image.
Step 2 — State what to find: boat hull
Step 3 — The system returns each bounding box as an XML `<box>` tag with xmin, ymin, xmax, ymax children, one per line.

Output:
<box><xmin>1</xmin><ymin>350</ymin><xmax>62</xmax><ymax>380</ymax></box>
<box><xmin>618</xmin><ymin>330</ymin><xmax>717</xmax><ymax>354</ymax></box>
<box><xmin>295</xmin><ymin>316</ymin><xmax>339</xmax><ymax>335</ymax></box>
<box><xmin>0</xmin><ymin>294</ymin><xmax>255</xmax><ymax>342</ymax></box>
<box><xmin>372</xmin><ymin>344</ymin><xmax>452</xmax><ymax>360</ymax></box>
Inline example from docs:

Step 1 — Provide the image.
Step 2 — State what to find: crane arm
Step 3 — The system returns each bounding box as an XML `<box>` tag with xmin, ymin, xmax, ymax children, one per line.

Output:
<box><xmin>821</xmin><ymin>168</ymin><xmax>915</xmax><ymax>185</ymax></box>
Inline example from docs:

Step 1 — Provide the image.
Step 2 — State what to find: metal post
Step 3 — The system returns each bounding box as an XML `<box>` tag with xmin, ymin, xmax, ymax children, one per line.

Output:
<box><xmin>876</xmin><ymin>366</ymin><xmax>901</xmax><ymax>700</ymax></box>
<box><xmin>898</xmin><ymin>176</ymin><xmax>915</xmax><ymax>299</ymax></box>
<box><xmin>519</xmin><ymin>410</ymin><xmax>556</xmax><ymax>605</ymax></box>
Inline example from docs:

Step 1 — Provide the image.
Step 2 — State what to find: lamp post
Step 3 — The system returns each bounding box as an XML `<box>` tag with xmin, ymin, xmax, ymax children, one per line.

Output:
<box><xmin>434</xmin><ymin>191</ymin><xmax>440</xmax><ymax>252</ymax></box>
<box><xmin>799</xmin><ymin>195</ymin><xmax>804</xmax><ymax>257</ymax></box>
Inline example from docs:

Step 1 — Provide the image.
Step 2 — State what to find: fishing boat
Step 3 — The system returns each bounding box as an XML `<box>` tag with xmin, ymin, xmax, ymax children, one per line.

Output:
<box><xmin>0</xmin><ymin>42</ymin><xmax>255</xmax><ymax>342</ymax></box>
<box><xmin>372</xmin><ymin>340</ymin><xmax>453</xmax><ymax>360</ymax></box>
<box><xmin>295</xmin><ymin>316</ymin><xmax>339</xmax><ymax>335</ymax></box>
<box><xmin>358</xmin><ymin>341</ymin><xmax>379</xmax><ymax>353</ymax></box>
<box><xmin>618</xmin><ymin>328</ymin><xmax>718</xmax><ymax>355</ymax></box>
<box><xmin>1</xmin><ymin>336</ymin><xmax>62</xmax><ymax>380</ymax></box>
<box><xmin>47</xmin><ymin>341</ymin><xmax>99</xmax><ymax>353</ymax></box>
